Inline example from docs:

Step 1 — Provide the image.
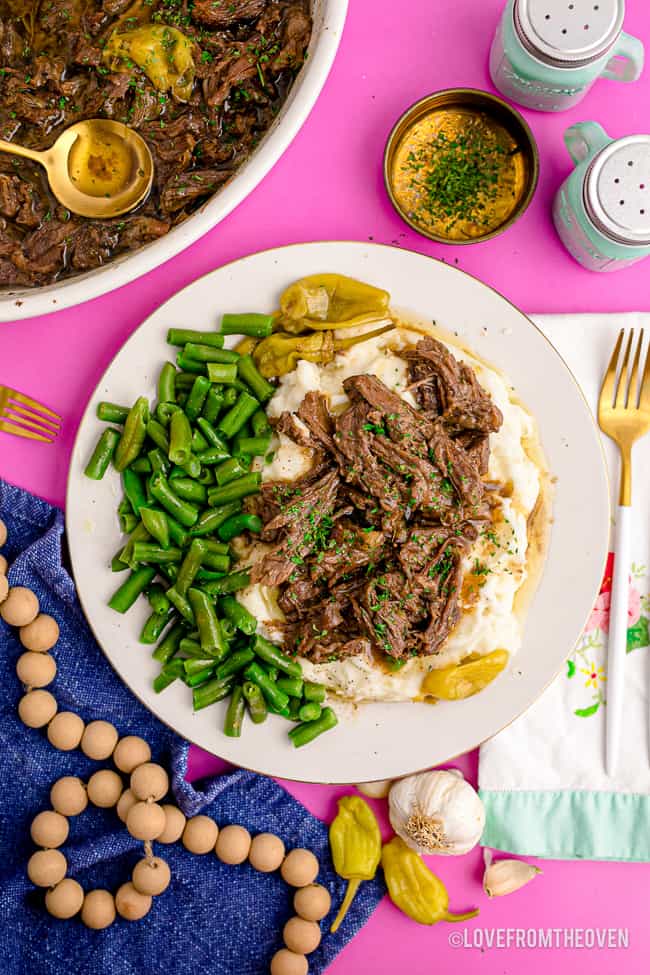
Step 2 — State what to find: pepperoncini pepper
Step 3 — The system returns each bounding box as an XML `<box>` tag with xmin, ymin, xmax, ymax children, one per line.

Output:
<box><xmin>253</xmin><ymin>324</ymin><xmax>395</xmax><ymax>378</ymax></box>
<box><xmin>422</xmin><ymin>649</ymin><xmax>509</xmax><ymax>701</ymax></box>
<box><xmin>381</xmin><ymin>837</ymin><xmax>479</xmax><ymax>925</ymax></box>
<box><xmin>329</xmin><ymin>795</ymin><xmax>381</xmax><ymax>933</ymax></box>
<box><xmin>278</xmin><ymin>274</ymin><xmax>391</xmax><ymax>333</ymax></box>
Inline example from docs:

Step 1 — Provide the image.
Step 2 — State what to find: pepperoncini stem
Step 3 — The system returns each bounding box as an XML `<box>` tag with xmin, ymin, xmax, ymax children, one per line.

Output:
<box><xmin>330</xmin><ymin>878</ymin><xmax>361</xmax><ymax>934</ymax></box>
<box><xmin>334</xmin><ymin>324</ymin><xmax>396</xmax><ymax>350</ymax></box>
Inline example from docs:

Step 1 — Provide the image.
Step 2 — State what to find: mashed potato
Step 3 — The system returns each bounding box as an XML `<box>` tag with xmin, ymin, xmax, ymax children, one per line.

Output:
<box><xmin>237</xmin><ymin>319</ymin><xmax>546</xmax><ymax>703</ymax></box>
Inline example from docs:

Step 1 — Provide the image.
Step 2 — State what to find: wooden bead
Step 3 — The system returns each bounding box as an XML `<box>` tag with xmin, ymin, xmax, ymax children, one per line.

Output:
<box><xmin>113</xmin><ymin>736</ymin><xmax>151</xmax><ymax>774</ymax></box>
<box><xmin>80</xmin><ymin>720</ymin><xmax>118</xmax><ymax>760</ymax></box>
<box><xmin>281</xmin><ymin>850</ymin><xmax>319</xmax><ymax>888</ymax></box>
<box><xmin>20</xmin><ymin>614</ymin><xmax>59</xmax><ymax>652</ymax></box>
<box><xmin>16</xmin><ymin>651</ymin><xmax>56</xmax><ymax>688</ymax></box>
<box><xmin>249</xmin><ymin>833</ymin><xmax>285</xmax><ymax>872</ymax></box>
<box><xmin>115</xmin><ymin>881</ymin><xmax>152</xmax><ymax>921</ymax></box>
<box><xmin>270</xmin><ymin>949</ymin><xmax>308</xmax><ymax>975</ymax></box>
<box><xmin>81</xmin><ymin>889</ymin><xmax>116</xmax><ymax>930</ymax></box>
<box><xmin>126</xmin><ymin>801</ymin><xmax>166</xmax><ymax>841</ymax></box>
<box><xmin>157</xmin><ymin>804</ymin><xmax>186</xmax><ymax>844</ymax></box>
<box><xmin>0</xmin><ymin>516</ymin><xmax>6</xmax><ymax>546</ymax></box>
<box><xmin>50</xmin><ymin>776</ymin><xmax>88</xmax><ymax>817</ymax></box>
<box><xmin>182</xmin><ymin>815</ymin><xmax>218</xmax><ymax>855</ymax></box>
<box><xmin>47</xmin><ymin>712</ymin><xmax>85</xmax><ymax>751</ymax></box>
<box><xmin>130</xmin><ymin>762</ymin><xmax>168</xmax><ymax>802</ymax></box>
<box><xmin>18</xmin><ymin>689</ymin><xmax>57</xmax><ymax>728</ymax></box>
<box><xmin>215</xmin><ymin>825</ymin><xmax>251</xmax><ymax>865</ymax></box>
<box><xmin>0</xmin><ymin>554</ymin><xmax>7</xmax><ymax>575</ymax></box>
<box><xmin>45</xmin><ymin>878</ymin><xmax>84</xmax><ymax>919</ymax></box>
<box><xmin>293</xmin><ymin>884</ymin><xmax>331</xmax><ymax>922</ymax></box>
<box><xmin>283</xmin><ymin>917</ymin><xmax>321</xmax><ymax>955</ymax></box>
<box><xmin>87</xmin><ymin>769</ymin><xmax>123</xmax><ymax>808</ymax></box>
<box><xmin>0</xmin><ymin>574</ymin><xmax>7</xmax><ymax>604</ymax></box>
<box><xmin>132</xmin><ymin>856</ymin><xmax>171</xmax><ymax>896</ymax></box>
<box><xmin>27</xmin><ymin>849</ymin><xmax>67</xmax><ymax>887</ymax></box>
<box><xmin>0</xmin><ymin>586</ymin><xmax>39</xmax><ymax>626</ymax></box>
<box><xmin>116</xmin><ymin>788</ymin><xmax>138</xmax><ymax>824</ymax></box>
<box><xmin>30</xmin><ymin>810</ymin><xmax>69</xmax><ymax>848</ymax></box>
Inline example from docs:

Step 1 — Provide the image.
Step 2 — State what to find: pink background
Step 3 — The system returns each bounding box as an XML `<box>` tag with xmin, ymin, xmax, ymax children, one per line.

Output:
<box><xmin>2</xmin><ymin>0</ymin><xmax>650</xmax><ymax>970</ymax></box>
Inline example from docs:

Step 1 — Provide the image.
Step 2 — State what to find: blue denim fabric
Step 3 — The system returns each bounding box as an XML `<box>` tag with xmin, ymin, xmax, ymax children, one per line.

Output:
<box><xmin>0</xmin><ymin>479</ymin><xmax>384</xmax><ymax>975</ymax></box>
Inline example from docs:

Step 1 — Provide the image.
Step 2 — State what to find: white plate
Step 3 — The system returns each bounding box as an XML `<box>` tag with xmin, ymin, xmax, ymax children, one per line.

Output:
<box><xmin>0</xmin><ymin>0</ymin><xmax>347</xmax><ymax>321</ymax></box>
<box><xmin>67</xmin><ymin>242</ymin><xmax>610</xmax><ymax>783</ymax></box>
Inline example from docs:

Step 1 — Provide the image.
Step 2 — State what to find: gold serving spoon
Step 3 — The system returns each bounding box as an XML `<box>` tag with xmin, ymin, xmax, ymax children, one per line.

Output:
<box><xmin>0</xmin><ymin>119</ymin><xmax>154</xmax><ymax>218</ymax></box>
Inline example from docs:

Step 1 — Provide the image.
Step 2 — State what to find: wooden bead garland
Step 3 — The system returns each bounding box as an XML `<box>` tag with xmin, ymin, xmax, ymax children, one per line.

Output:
<box><xmin>1</xmin><ymin>518</ymin><xmax>329</xmax><ymax>972</ymax></box>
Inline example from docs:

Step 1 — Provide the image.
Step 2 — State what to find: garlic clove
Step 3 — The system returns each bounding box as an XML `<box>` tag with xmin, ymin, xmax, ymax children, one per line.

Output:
<box><xmin>483</xmin><ymin>857</ymin><xmax>541</xmax><ymax>897</ymax></box>
<box><xmin>356</xmin><ymin>780</ymin><xmax>393</xmax><ymax>799</ymax></box>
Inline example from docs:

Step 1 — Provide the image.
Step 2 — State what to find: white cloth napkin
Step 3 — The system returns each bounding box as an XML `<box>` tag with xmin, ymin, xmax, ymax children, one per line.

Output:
<box><xmin>478</xmin><ymin>313</ymin><xmax>650</xmax><ymax>861</ymax></box>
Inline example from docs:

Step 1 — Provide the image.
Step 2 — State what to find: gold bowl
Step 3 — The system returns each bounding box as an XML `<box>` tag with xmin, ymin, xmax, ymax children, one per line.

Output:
<box><xmin>383</xmin><ymin>88</ymin><xmax>539</xmax><ymax>245</ymax></box>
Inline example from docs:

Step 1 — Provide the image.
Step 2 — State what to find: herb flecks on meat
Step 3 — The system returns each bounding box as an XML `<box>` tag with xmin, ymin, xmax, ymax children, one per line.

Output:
<box><xmin>252</xmin><ymin>336</ymin><xmax>505</xmax><ymax>666</ymax></box>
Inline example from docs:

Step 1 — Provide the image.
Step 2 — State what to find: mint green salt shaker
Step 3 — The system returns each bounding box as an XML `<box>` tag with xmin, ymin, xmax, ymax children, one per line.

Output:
<box><xmin>553</xmin><ymin>122</ymin><xmax>650</xmax><ymax>271</ymax></box>
<box><xmin>489</xmin><ymin>0</ymin><xmax>643</xmax><ymax>111</ymax></box>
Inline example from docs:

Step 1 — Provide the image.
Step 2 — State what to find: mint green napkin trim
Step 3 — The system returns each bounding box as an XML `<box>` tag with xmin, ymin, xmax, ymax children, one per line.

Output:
<box><xmin>479</xmin><ymin>789</ymin><xmax>650</xmax><ymax>862</ymax></box>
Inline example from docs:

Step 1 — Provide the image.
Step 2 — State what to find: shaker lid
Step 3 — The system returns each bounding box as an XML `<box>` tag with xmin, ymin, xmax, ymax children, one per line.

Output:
<box><xmin>515</xmin><ymin>0</ymin><xmax>624</xmax><ymax>66</ymax></box>
<box><xmin>585</xmin><ymin>136</ymin><xmax>650</xmax><ymax>245</ymax></box>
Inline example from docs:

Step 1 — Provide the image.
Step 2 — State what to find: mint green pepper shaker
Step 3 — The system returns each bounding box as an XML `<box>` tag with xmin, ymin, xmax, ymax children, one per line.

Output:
<box><xmin>490</xmin><ymin>0</ymin><xmax>643</xmax><ymax>112</ymax></box>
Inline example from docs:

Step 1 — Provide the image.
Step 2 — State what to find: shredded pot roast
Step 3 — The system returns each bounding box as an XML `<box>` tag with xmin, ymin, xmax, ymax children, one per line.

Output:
<box><xmin>0</xmin><ymin>0</ymin><xmax>311</xmax><ymax>287</ymax></box>
<box><xmin>248</xmin><ymin>336</ymin><xmax>504</xmax><ymax>667</ymax></box>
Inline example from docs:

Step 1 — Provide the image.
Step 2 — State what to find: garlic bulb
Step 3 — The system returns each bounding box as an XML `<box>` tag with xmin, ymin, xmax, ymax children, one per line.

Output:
<box><xmin>356</xmin><ymin>780</ymin><xmax>393</xmax><ymax>799</ymax></box>
<box><xmin>482</xmin><ymin>850</ymin><xmax>541</xmax><ymax>897</ymax></box>
<box><xmin>388</xmin><ymin>769</ymin><xmax>485</xmax><ymax>856</ymax></box>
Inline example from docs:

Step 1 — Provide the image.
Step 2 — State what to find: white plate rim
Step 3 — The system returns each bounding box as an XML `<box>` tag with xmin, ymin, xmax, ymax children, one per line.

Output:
<box><xmin>66</xmin><ymin>240</ymin><xmax>610</xmax><ymax>783</ymax></box>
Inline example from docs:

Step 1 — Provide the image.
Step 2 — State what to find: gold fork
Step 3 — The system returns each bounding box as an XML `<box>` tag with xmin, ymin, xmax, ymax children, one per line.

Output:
<box><xmin>598</xmin><ymin>329</ymin><xmax>650</xmax><ymax>776</ymax></box>
<box><xmin>0</xmin><ymin>386</ymin><xmax>61</xmax><ymax>443</ymax></box>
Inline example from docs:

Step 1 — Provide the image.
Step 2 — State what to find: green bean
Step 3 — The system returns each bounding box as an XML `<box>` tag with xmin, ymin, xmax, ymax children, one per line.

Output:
<box><xmin>287</xmin><ymin>697</ymin><xmax>301</xmax><ymax>721</ymax></box>
<box><xmin>298</xmin><ymin>702</ymin><xmax>322</xmax><ymax>722</ymax></box>
<box><xmin>153</xmin><ymin>621</ymin><xmax>185</xmax><ymax>663</ymax></box>
<box><xmin>243</xmin><ymin>661</ymin><xmax>289</xmax><ymax>712</ymax></box>
<box><xmin>140</xmin><ymin>609</ymin><xmax>174</xmax><ymax>645</ymax></box>
<box><xmin>196</xmin><ymin>417</ymin><xmax>229</xmax><ymax>453</ymax></box>
<box><xmin>195</xmin><ymin>569</ymin><xmax>226</xmax><ymax>583</ymax></box>
<box><xmin>184</xmin><ymin>657</ymin><xmax>218</xmax><ymax>676</ymax></box>
<box><xmin>111</xmin><ymin>553</ymin><xmax>129</xmax><ymax>572</ymax></box>
<box><xmin>118</xmin><ymin>496</ymin><xmax>132</xmax><ymax>517</ymax></box>
<box><xmin>303</xmin><ymin>681</ymin><xmax>327</xmax><ymax>703</ymax></box>
<box><xmin>185</xmin><ymin>375</ymin><xmax>211</xmax><ymax>421</ymax></box>
<box><xmin>185</xmin><ymin>344</ymin><xmax>239</xmax><ymax>364</ymax></box>
<box><xmin>207</xmin><ymin>362</ymin><xmax>238</xmax><ymax>384</ymax></box>
<box><xmin>132</xmin><ymin>542</ymin><xmax>182</xmax><ymax>564</ymax></box>
<box><xmin>201</xmin><ymin>550</ymin><xmax>230</xmax><ymax>573</ymax></box>
<box><xmin>147</xmin><ymin>448</ymin><xmax>169</xmax><ymax>475</ymax></box>
<box><xmin>167</xmin><ymin>327</ymin><xmax>225</xmax><ymax>348</ymax></box>
<box><xmin>179</xmin><ymin>637</ymin><xmax>213</xmax><ymax>658</ymax></box>
<box><xmin>201</xmin><ymin>387</ymin><xmax>224</xmax><ymax>425</ymax></box>
<box><xmin>176</xmin><ymin>372</ymin><xmax>198</xmax><ymax>390</ymax></box>
<box><xmin>262</xmin><ymin>664</ymin><xmax>279</xmax><ymax>682</ymax></box>
<box><xmin>166</xmin><ymin>513</ymin><xmax>189</xmax><ymax>548</ymax></box>
<box><xmin>276</xmin><ymin>676</ymin><xmax>304</xmax><ymax>699</ymax></box>
<box><xmin>184</xmin><ymin>665</ymin><xmax>216</xmax><ymax>687</ymax></box>
<box><xmin>191</xmin><ymin>428</ymin><xmax>209</xmax><ymax>454</ymax></box>
<box><xmin>130</xmin><ymin>457</ymin><xmax>152</xmax><ymax>474</ymax></box>
<box><xmin>220</xmin><ymin>313</ymin><xmax>274</xmax><ymax>338</ymax></box>
<box><xmin>122</xmin><ymin>468</ymin><xmax>147</xmax><ymax>516</ymax></box>
<box><xmin>192</xmin><ymin>676</ymin><xmax>235</xmax><ymax>711</ymax></box>
<box><xmin>166</xmin><ymin>586</ymin><xmax>195</xmax><ymax>624</ymax></box>
<box><xmin>144</xmin><ymin>585</ymin><xmax>168</xmax><ymax>617</ymax></box>
<box><xmin>242</xmin><ymin>681</ymin><xmax>268</xmax><ymax>723</ymax></box>
<box><xmin>236</xmin><ymin>354</ymin><xmax>275</xmax><ymax>402</ymax></box>
<box><xmin>215</xmin><ymin>649</ymin><xmax>255</xmax><ymax>681</ymax></box>
<box><xmin>158</xmin><ymin>362</ymin><xmax>177</xmax><ymax>404</ymax></box>
<box><xmin>119</xmin><ymin>521</ymin><xmax>150</xmax><ymax>569</ymax></box>
<box><xmin>217</xmin><ymin>512</ymin><xmax>263</xmax><ymax>542</ymax></box>
<box><xmin>288</xmin><ymin>707</ymin><xmax>338</xmax><ymax>747</ymax></box>
<box><xmin>219</xmin><ymin>595</ymin><xmax>257</xmax><ymax>636</ymax></box>
<box><xmin>97</xmin><ymin>401</ymin><xmax>130</xmax><ymax>424</ymax></box>
<box><xmin>215</xmin><ymin>457</ymin><xmax>248</xmax><ymax>486</ymax></box>
<box><xmin>154</xmin><ymin>659</ymin><xmax>185</xmax><ymax>693</ymax></box>
<box><xmin>253</xmin><ymin>634</ymin><xmax>302</xmax><ymax>678</ymax></box>
<box><xmin>196</xmin><ymin>445</ymin><xmax>230</xmax><ymax>466</ymax></box>
<box><xmin>197</xmin><ymin>466</ymin><xmax>215</xmax><ymax>486</ymax></box>
<box><xmin>220</xmin><ymin>617</ymin><xmax>236</xmax><ymax>641</ymax></box>
<box><xmin>171</xmin><ymin>478</ymin><xmax>207</xmax><ymax>504</ymax></box>
<box><xmin>189</xmin><ymin>502</ymin><xmax>242</xmax><ymax>537</ymax></box>
<box><xmin>188</xmin><ymin>588</ymin><xmax>227</xmax><ymax>656</ymax></box>
<box><xmin>234</xmin><ymin>436</ymin><xmax>271</xmax><ymax>458</ymax></box>
<box><xmin>202</xmin><ymin>570</ymin><xmax>250</xmax><ymax>595</ymax></box>
<box><xmin>217</xmin><ymin>390</ymin><xmax>259</xmax><ymax>439</ymax></box>
<box><xmin>203</xmin><ymin>539</ymin><xmax>230</xmax><ymax>555</ymax></box>
<box><xmin>119</xmin><ymin>512</ymin><xmax>138</xmax><ymax>534</ymax></box>
<box><xmin>207</xmin><ymin>472</ymin><xmax>261</xmax><ymax>507</ymax></box>
<box><xmin>150</xmin><ymin>473</ymin><xmax>199</xmax><ymax>527</ymax></box>
<box><xmin>108</xmin><ymin>566</ymin><xmax>156</xmax><ymax>613</ymax></box>
<box><xmin>135</xmin><ymin>514</ymin><xmax>169</xmax><ymax>551</ymax></box>
<box><xmin>222</xmin><ymin>387</ymin><xmax>238</xmax><ymax>409</ymax></box>
<box><xmin>169</xmin><ymin>410</ymin><xmax>192</xmax><ymax>466</ymax></box>
<box><xmin>176</xmin><ymin>353</ymin><xmax>207</xmax><ymax>374</ymax></box>
<box><xmin>175</xmin><ymin>539</ymin><xmax>206</xmax><ymax>596</ymax></box>
<box><xmin>114</xmin><ymin>398</ymin><xmax>149</xmax><ymax>472</ymax></box>
<box><xmin>84</xmin><ymin>428</ymin><xmax>120</xmax><ymax>480</ymax></box>
<box><xmin>158</xmin><ymin>563</ymin><xmax>178</xmax><ymax>584</ymax></box>
<box><xmin>179</xmin><ymin>453</ymin><xmax>201</xmax><ymax>479</ymax></box>
<box><xmin>146</xmin><ymin>418</ymin><xmax>170</xmax><ymax>453</ymax></box>
<box><xmin>251</xmin><ymin>409</ymin><xmax>272</xmax><ymax>438</ymax></box>
<box><xmin>224</xmin><ymin>685</ymin><xmax>245</xmax><ymax>737</ymax></box>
